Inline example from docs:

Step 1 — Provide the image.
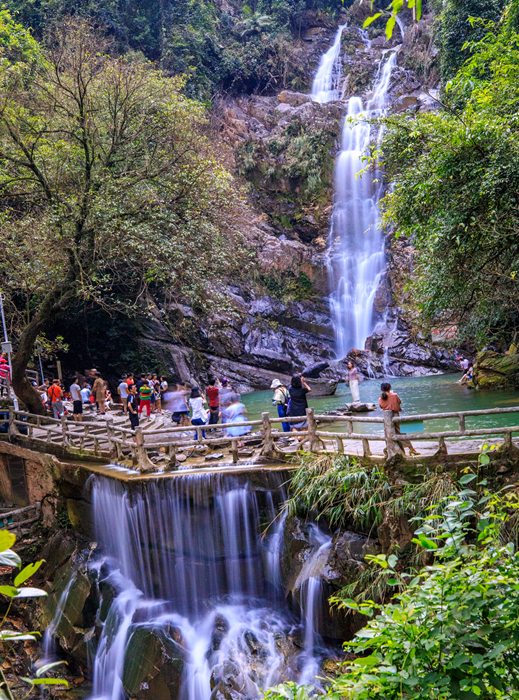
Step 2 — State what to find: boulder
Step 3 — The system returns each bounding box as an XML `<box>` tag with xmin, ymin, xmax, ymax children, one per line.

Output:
<box><xmin>122</xmin><ymin>625</ymin><xmax>184</xmax><ymax>700</ymax></box>
<box><xmin>278</xmin><ymin>91</ymin><xmax>313</xmax><ymax>107</ymax></box>
<box><xmin>473</xmin><ymin>350</ymin><xmax>519</xmax><ymax>390</ymax></box>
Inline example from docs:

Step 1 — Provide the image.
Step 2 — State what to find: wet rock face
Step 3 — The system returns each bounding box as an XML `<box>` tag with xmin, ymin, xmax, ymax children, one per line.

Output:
<box><xmin>283</xmin><ymin>516</ymin><xmax>379</xmax><ymax>641</ymax></box>
<box><xmin>122</xmin><ymin>626</ymin><xmax>184</xmax><ymax>700</ymax></box>
<box><xmin>473</xmin><ymin>351</ymin><xmax>519</xmax><ymax>390</ymax></box>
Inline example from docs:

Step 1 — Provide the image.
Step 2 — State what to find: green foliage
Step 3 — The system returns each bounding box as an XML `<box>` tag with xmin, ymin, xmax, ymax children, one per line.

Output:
<box><xmin>0</xmin><ymin>529</ymin><xmax>67</xmax><ymax>699</ymax></box>
<box><xmin>327</xmin><ymin>489</ymin><xmax>519</xmax><ymax>700</ymax></box>
<box><xmin>434</xmin><ymin>0</ymin><xmax>506</xmax><ymax>81</ymax></box>
<box><xmin>0</xmin><ymin>21</ymin><xmax>245</xmax><ymax>407</ymax></box>
<box><xmin>1</xmin><ymin>0</ymin><xmax>344</xmax><ymax>97</ymax></box>
<box><xmin>284</xmin><ymin>453</ymin><xmax>460</xmax><ymax>530</ymax></box>
<box><xmin>379</xmin><ymin>12</ymin><xmax>519</xmax><ymax>346</ymax></box>
<box><xmin>260</xmin><ymin>270</ymin><xmax>315</xmax><ymax>301</ymax></box>
<box><xmin>363</xmin><ymin>0</ymin><xmax>422</xmax><ymax>40</ymax></box>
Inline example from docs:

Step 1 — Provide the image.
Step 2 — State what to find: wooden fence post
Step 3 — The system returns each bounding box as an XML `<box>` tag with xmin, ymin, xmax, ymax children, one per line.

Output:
<box><xmin>383</xmin><ymin>410</ymin><xmax>404</xmax><ymax>458</ymax></box>
<box><xmin>362</xmin><ymin>438</ymin><xmax>371</xmax><ymax>458</ymax></box>
<box><xmin>135</xmin><ymin>427</ymin><xmax>155</xmax><ymax>473</ymax></box>
<box><xmin>166</xmin><ymin>443</ymin><xmax>177</xmax><ymax>471</ymax></box>
<box><xmin>306</xmin><ymin>408</ymin><xmax>317</xmax><ymax>452</ymax></box>
<box><xmin>458</xmin><ymin>414</ymin><xmax>466</xmax><ymax>433</ymax></box>
<box><xmin>262</xmin><ymin>412</ymin><xmax>273</xmax><ymax>457</ymax></box>
<box><xmin>61</xmin><ymin>414</ymin><xmax>69</xmax><ymax>446</ymax></box>
<box><xmin>105</xmin><ymin>417</ymin><xmax>116</xmax><ymax>460</ymax></box>
<box><xmin>232</xmin><ymin>439</ymin><xmax>238</xmax><ymax>464</ymax></box>
<box><xmin>7</xmin><ymin>407</ymin><xmax>17</xmax><ymax>439</ymax></box>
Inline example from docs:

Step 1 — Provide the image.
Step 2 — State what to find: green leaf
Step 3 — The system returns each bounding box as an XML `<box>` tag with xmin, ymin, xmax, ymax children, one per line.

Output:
<box><xmin>0</xmin><ymin>585</ymin><xmax>19</xmax><ymax>598</ymax></box>
<box><xmin>479</xmin><ymin>454</ymin><xmax>490</xmax><ymax>465</ymax></box>
<box><xmin>14</xmin><ymin>587</ymin><xmax>47</xmax><ymax>598</ymax></box>
<box><xmin>363</xmin><ymin>12</ymin><xmax>382</xmax><ymax>28</ymax></box>
<box><xmin>0</xmin><ymin>531</ymin><xmax>16</xmax><ymax>553</ymax></box>
<box><xmin>412</xmin><ymin>533</ymin><xmax>438</xmax><ymax>550</ymax></box>
<box><xmin>0</xmin><ymin>631</ymin><xmax>37</xmax><ymax>641</ymax></box>
<box><xmin>459</xmin><ymin>473</ymin><xmax>476</xmax><ymax>484</ymax></box>
<box><xmin>385</xmin><ymin>14</ymin><xmax>396</xmax><ymax>40</ymax></box>
<box><xmin>387</xmin><ymin>554</ymin><xmax>398</xmax><ymax>568</ymax></box>
<box><xmin>36</xmin><ymin>661</ymin><xmax>67</xmax><ymax>678</ymax></box>
<box><xmin>416</xmin><ymin>0</ymin><xmax>422</xmax><ymax>21</ymax></box>
<box><xmin>14</xmin><ymin>560</ymin><xmax>43</xmax><ymax>587</ymax></box>
<box><xmin>351</xmin><ymin>655</ymin><xmax>379</xmax><ymax>666</ymax></box>
<box><xmin>387</xmin><ymin>578</ymin><xmax>400</xmax><ymax>586</ymax></box>
<box><xmin>21</xmin><ymin>678</ymin><xmax>69</xmax><ymax>687</ymax></box>
<box><xmin>0</xmin><ymin>550</ymin><xmax>21</xmax><ymax>568</ymax></box>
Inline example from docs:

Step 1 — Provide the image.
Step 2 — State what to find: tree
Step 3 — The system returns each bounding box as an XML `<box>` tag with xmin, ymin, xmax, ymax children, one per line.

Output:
<box><xmin>0</xmin><ymin>20</ymin><xmax>241</xmax><ymax>413</ymax></box>
<box><xmin>376</xmin><ymin>8</ymin><xmax>519</xmax><ymax>346</ymax></box>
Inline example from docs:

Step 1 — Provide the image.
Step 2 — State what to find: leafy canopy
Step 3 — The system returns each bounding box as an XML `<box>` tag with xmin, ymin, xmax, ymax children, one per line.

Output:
<box><xmin>378</xmin><ymin>6</ymin><xmax>519</xmax><ymax>345</ymax></box>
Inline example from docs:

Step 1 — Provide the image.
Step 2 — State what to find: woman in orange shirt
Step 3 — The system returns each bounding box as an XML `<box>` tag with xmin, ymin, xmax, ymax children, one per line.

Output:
<box><xmin>378</xmin><ymin>382</ymin><xmax>419</xmax><ymax>456</ymax></box>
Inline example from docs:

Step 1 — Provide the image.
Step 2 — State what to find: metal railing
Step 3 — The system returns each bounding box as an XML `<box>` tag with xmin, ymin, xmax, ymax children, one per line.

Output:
<box><xmin>6</xmin><ymin>404</ymin><xmax>519</xmax><ymax>473</ymax></box>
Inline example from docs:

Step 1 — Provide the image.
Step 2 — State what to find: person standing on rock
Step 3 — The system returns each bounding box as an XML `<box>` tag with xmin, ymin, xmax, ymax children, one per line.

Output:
<box><xmin>92</xmin><ymin>372</ymin><xmax>106</xmax><ymax>416</ymax></box>
<box><xmin>70</xmin><ymin>377</ymin><xmax>83</xmax><ymax>422</ymax></box>
<box><xmin>206</xmin><ymin>378</ymin><xmax>220</xmax><ymax>425</ymax></box>
<box><xmin>118</xmin><ymin>375</ymin><xmax>129</xmax><ymax>415</ymax></box>
<box><xmin>378</xmin><ymin>382</ymin><xmax>419</xmax><ymax>456</ymax></box>
<box><xmin>347</xmin><ymin>362</ymin><xmax>360</xmax><ymax>403</ymax></box>
<box><xmin>127</xmin><ymin>384</ymin><xmax>139</xmax><ymax>432</ymax></box>
<box><xmin>48</xmin><ymin>379</ymin><xmax>64</xmax><ymax>420</ymax></box>
<box><xmin>189</xmin><ymin>386</ymin><xmax>207</xmax><ymax>438</ymax></box>
<box><xmin>270</xmin><ymin>379</ymin><xmax>290</xmax><ymax>432</ymax></box>
<box><xmin>288</xmin><ymin>374</ymin><xmax>312</xmax><ymax>435</ymax></box>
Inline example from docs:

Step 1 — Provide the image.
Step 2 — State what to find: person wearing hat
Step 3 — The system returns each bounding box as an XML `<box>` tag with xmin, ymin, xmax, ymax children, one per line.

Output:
<box><xmin>271</xmin><ymin>378</ymin><xmax>290</xmax><ymax>433</ymax></box>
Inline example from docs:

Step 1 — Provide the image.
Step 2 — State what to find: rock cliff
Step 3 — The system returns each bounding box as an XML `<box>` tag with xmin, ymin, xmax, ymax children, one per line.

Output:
<box><xmin>126</xmin><ymin>2</ymin><xmax>458</xmax><ymax>391</ymax></box>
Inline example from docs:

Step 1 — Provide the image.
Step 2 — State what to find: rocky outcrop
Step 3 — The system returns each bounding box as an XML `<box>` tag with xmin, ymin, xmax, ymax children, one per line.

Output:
<box><xmin>123</xmin><ymin>626</ymin><xmax>184</xmax><ymax>700</ymax></box>
<box><xmin>473</xmin><ymin>351</ymin><xmax>519</xmax><ymax>390</ymax></box>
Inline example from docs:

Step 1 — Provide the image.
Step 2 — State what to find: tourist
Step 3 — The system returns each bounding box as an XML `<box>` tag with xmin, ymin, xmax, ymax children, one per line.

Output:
<box><xmin>69</xmin><ymin>377</ymin><xmax>83</xmax><ymax>422</ymax></box>
<box><xmin>189</xmin><ymin>386</ymin><xmax>207</xmax><ymax>438</ymax></box>
<box><xmin>126</xmin><ymin>373</ymin><xmax>134</xmax><ymax>388</ymax></box>
<box><xmin>160</xmin><ymin>376</ymin><xmax>168</xmax><ymax>398</ymax></box>
<box><xmin>48</xmin><ymin>379</ymin><xmax>64</xmax><ymax>420</ymax></box>
<box><xmin>38</xmin><ymin>378</ymin><xmax>50</xmax><ymax>394</ymax></box>
<box><xmin>80</xmin><ymin>382</ymin><xmax>91</xmax><ymax>406</ymax></box>
<box><xmin>378</xmin><ymin>382</ymin><xmax>420</xmax><ymax>456</ymax></box>
<box><xmin>288</xmin><ymin>374</ymin><xmax>312</xmax><ymax>434</ymax></box>
<box><xmin>347</xmin><ymin>361</ymin><xmax>360</xmax><ymax>403</ymax></box>
<box><xmin>138</xmin><ymin>381</ymin><xmax>153</xmax><ymax>418</ymax></box>
<box><xmin>459</xmin><ymin>365</ymin><xmax>474</xmax><ymax>385</ymax></box>
<box><xmin>225</xmin><ymin>393</ymin><xmax>251</xmax><ymax>448</ymax></box>
<box><xmin>165</xmin><ymin>383</ymin><xmax>190</xmax><ymax>427</ymax></box>
<box><xmin>153</xmin><ymin>379</ymin><xmax>162</xmax><ymax>413</ymax></box>
<box><xmin>85</xmin><ymin>368</ymin><xmax>97</xmax><ymax>388</ymax></box>
<box><xmin>118</xmin><ymin>376</ymin><xmax>129</xmax><ymax>415</ymax></box>
<box><xmin>92</xmin><ymin>372</ymin><xmax>106</xmax><ymax>416</ymax></box>
<box><xmin>270</xmin><ymin>379</ymin><xmax>290</xmax><ymax>433</ymax></box>
<box><xmin>460</xmin><ymin>357</ymin><xmax>469</xmax><ymax>371</ymax></box>
<box><xmin>220</xmin><ymin>378</ymin><xmax>233</xmax><ymax>424</ymax></box>
<box><xmin>206</xmin><ymin>378</ymin><xmax>220</xmax><ymax>425</ymax></box>
<box><xmin>127</xmin><ymin>384</ymin><xmax>139</xmax><ymax>431</ymax></box>
<box><xmin>136</xmin><ymin>374</ymin><xmax>146</xmax><ymax>392</ymax></box>
<box><xmin>0</xmin><ymin>356</ymin><xmax>9</xmax><ymax>396</ymax></box>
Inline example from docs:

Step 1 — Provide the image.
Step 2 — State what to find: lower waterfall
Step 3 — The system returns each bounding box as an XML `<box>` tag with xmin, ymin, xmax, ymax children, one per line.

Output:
<box><xmin>84</xmin><ymin>473</ymin><xmax>333</xmax><ymax>700</ymax></box>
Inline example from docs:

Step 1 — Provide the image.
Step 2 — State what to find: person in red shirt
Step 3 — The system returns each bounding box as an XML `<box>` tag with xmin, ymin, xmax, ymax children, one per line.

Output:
<box><xmin>47</xmin><ymin>379</ymin><xmax>64</xmax><ymax>420</ymax></box>
<box><xmin>378</xmin><ymin>382</ymin><xmax>419</xmax><ymax>456</ymax></box>
<box><xmin>206</xmin><ymin>378</ymin><xmax>220</xmax><ymax>425</ymax></box>
<box><xmin>0</xmin><ymin>355</ymin><xmax>9</xmax><ymax>397</ymax></box>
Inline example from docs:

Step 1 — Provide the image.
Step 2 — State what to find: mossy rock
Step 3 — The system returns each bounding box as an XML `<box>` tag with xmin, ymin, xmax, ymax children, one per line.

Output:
<box><xmin>122</xmin><ymin>625</ymin><xmax>184</xmax><ymax>700</ymax></box>
<box><xmin>473</xmin><ymin>350</ymin><xmax>519</xmax><ymax>390</ymax></box>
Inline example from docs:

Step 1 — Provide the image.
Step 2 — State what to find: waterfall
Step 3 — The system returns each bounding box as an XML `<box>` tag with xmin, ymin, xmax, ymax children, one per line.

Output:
<box><xmin>313</xmin><ymin>25</ymin><xmax>398</xmax><ymax>357</ymax></box>
<box><xmin>84</xmin><ymin>473</ymin><xmax>332</xmax><ymax>700</ymax></box>
<box><xmin>311</xmin><ymin>25</ymin><xmax>347</xmax><ymax>103</ymax></box>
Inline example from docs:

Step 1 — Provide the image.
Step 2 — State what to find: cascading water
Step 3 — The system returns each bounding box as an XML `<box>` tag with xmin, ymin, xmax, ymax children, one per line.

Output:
<box><xmin>295</xmin><ymin>525</ymin><xmax>333</xmax><ymax>684</ymax></box>
<box><xmin>313</xmin><ymin>25</ymin><xmax>398</xmax><ymax>358</ymax></box>
<box><xmin>311</xmin><ymin>25</ymin><xmax>347</xmax><ymax>103</ymax></box>
<box><xmin>81</xmin><ymin>473</ymin><xmax>331</xmax><ymax>700</ymax></box>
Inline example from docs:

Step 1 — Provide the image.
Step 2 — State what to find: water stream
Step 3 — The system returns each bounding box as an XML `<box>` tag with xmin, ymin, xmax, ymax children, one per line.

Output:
<box><xmin>312</xmin><ymin>26</ymin><xmax>397</xmax><ymax>357</ymax></box>
<box><xmin>84</xmin><ymin>473</ymin><xmax>332</xmax><ymax>700</ymax></box>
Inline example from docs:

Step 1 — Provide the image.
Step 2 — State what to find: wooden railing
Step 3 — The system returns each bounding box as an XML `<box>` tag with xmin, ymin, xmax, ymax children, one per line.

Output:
<box><xmin>6</xmin><ymin>404</ymin><xmax>519</xmax><ymax>473</ymax></box>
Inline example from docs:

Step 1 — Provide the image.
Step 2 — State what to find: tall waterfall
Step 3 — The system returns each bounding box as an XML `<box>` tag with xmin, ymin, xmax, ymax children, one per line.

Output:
<box><xmin>313</xmin><ymin>26</ymin><xmax>397</xmax><ymax>357</ymax></box>
<box><xmin>84</xmin><ymin>473</ymin><xmax>331</xmax><ymax>700</ymax></box>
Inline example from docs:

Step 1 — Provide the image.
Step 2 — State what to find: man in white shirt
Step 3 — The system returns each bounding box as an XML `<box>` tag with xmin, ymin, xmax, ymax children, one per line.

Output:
<box><xmin>118</xmin><ymin>376</ymin><xmax>129</xmax><ymax>415</ymax></box>
<box><xmin>70</xmin><ymin>377</ymin><xmax>83</xmax><ymax>422</ymax></box>
<box><xmin>460</xmin><ymin>358</ymin><xmax>469</xmax><ymax>371</ymax></box>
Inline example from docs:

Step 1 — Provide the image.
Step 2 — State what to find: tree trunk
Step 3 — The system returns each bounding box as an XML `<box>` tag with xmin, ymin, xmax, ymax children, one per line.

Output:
<box><xmin>11</xmin><ymin>287</ymin><xmax>68</xmax><ymax>415</ymax></box>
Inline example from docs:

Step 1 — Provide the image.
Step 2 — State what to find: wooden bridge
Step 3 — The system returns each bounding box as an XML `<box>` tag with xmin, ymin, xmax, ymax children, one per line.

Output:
<box><xmin>4</xmin><ymin>403</ymin><xmax>519</xmax><ymax>473</ymax></box>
